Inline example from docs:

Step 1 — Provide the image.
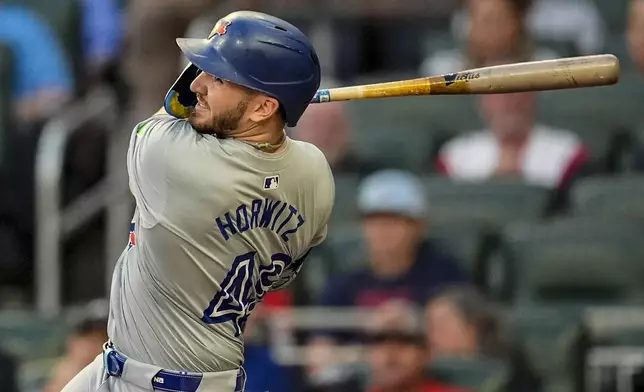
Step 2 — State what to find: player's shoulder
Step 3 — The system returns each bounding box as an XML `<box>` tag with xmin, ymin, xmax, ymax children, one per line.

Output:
<box><xmin>135</xmin><ymin>113</ymin><xmax>192</xmax><ymax>135</ymax></box>
<box><xmin>289</xmin><ymin>138</ymin><xmax>328</xmax><ymax>160</ymax></box>
<box><xmin>287</xmin><ymin>138</ymin><xmax>334</xmax><ymax>174</ymax></box>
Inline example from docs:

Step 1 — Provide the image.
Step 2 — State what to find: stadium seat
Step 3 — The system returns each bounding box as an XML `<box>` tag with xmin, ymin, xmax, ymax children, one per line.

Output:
<box><xmin>571</xmin><ymin>175</ymin><xmax>644</xmax><ymax>218</ymax></box>
<box><xmin>19</xmin><ymin>357</ymin><xmax>60</xmax><ymax>392</ymax></box>
<box><xmin>425</xmin><ymin>95</ymin><xmax>484</xmax><ymax>136</ymax></box>
<box><xmin>292</xmin><ymin>243</ymin><xmax>343</xmax><ymax>305</ymax></box>
<box><xmin>421</xmin><ymin>30</ymin><xmax>458</xmax><ymax>57</ymax></box>
<box><xmin>345</xmin><ymin>95</ymin><xmax>483</xmax><ymax>173</ymax></box>
<box><xmin>592</xmin><ymin>0</ymin><xmax>629</xmax><ymax>32</ymax></box>
<box><xmin>428</xmin><ymin>219</ymin><xmax>495</xmax><ymax>286</ymax></box>
<box><xmin>321</xmin><ymin>224</ymin><xmax>368</xmax><ymax>276</ymax></box>
<box><xmin>294</xmin><ymin>224</ymin><xmax>365</xmax><ymax>303</ymax></box>
<box><xmin>345</xmin><ymin>107</ymin><xmax>439</xmax><ymax>173</ymax></box>
<box><xmin>510</xmin><ymin>306</ymin><xmax>587</xmax><ymax>392</ymax></box>
<box><xmin>537</xmin><ymin>73</ymin><xmax>644</xmax><ymax>135</ymax></box>
<box><xmin>536</xmin><ymin>90</ymin><xmax>623</xmax><ymax>169</ymax></box>
<box><xmin>423</xmin><ymin>177</ymin><xmax>550</xmax><ymax>228</ymax></box>
<box><xmin>584</xmin><ymin>307</ymin><xmax>644</xmax><ymax>347</ymax></box>
<box><xmin>330</xmin><ymin>173</ymin><xmax>361</xmax><ymax>226</ymax></box>
<box><xmin>0</xmin><ymin>310</ymin><xmax>68</xmax><ymax>361</ymax></box>
<box><xmin>0</xmin><ymin>43</ymin><xmax>13</xmax><ymax>168</ymax></box>
<box><xmin>501</xmin><ymin>217</ymin><xmax>644</xmax><ymax>307</ymax></box>
<box><xmin>428</xmin><ymin>356</ymin><xmax>511</xmax><ymax>392</ymax></box>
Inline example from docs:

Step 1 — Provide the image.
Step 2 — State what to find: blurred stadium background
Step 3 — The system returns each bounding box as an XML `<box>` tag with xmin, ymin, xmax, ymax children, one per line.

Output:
<box><xmin>0</xmin><ymin>0</ymin><xmax>644</xmax><ymax>391</ymax></box>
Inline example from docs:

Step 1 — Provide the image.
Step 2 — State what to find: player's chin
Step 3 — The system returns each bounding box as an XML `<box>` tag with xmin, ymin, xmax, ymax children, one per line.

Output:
<box><xmin>188</xmin><ymin>114</ymin><xmax>216</xmax><ymax>135</ymax></box>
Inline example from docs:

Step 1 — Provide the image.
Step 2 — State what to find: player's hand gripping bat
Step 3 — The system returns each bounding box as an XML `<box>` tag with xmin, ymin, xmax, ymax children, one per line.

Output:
<box><xmin>310</xmin><ymin>54</ymin><xmax>620</xmax><ymax>103</ymax></box>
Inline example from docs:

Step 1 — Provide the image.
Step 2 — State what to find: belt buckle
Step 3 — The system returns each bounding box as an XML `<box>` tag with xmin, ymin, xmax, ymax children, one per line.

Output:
<box><xmin>103</xmin><ymin>344</ymin><xmax>123</xmax><ymax>377</ymax></box>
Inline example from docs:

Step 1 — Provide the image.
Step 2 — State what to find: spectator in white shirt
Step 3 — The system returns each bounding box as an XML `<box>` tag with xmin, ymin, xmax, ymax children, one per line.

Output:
<box><xmin>436</xmin><ymin>90</ymin><xmax>589</xmax><ymax>191</ymax></box>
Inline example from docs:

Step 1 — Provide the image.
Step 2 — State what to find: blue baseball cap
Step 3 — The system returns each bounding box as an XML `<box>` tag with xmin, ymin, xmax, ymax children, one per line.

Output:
<box><xmin>357</xmin><ymin>170</ymin><xmax>428</xmax><ymax>219</ymax></box>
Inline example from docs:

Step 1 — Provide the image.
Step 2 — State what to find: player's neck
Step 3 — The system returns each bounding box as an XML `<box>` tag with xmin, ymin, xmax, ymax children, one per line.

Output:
<box><xmin>235</xmin><ymin>123</ymin><xmax>287</xmax><ymax>153</ymax></box>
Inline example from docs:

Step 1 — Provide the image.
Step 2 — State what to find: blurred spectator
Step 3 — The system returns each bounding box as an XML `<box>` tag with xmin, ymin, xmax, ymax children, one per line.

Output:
<box><xmin>290</xmin><ymin>101</ymin><xmax>350</xmax><ymax>169</ymax></box>
<box><xmin>317</xmin><ymin>169</ymin><xmax>465</xmax><ymax>312</ymax></box>
<box><xmin>627</xmin><ymin>0</ymin><xmax>644</xmax><ymax>170</ymax></box>
<box><xmin>449</xmin><ymin>0</ymin><xmax>605</xmax><ymax>56</ymax></box>
<box><xmin>436</xmin><ymin>91</ymin><xmax>589</xmax><ymax>192</ymax></box>
<box><xmin>628</xmin><ymin>0</ymin><xmax>644</xmax><ymax>72</ymax></box>
<box><xmin>363</xmin><ymin>299</ymin><xmax>465</xmax><ymax>392</ymax></box>
<box><xmin>0</xmin><ymin>3</ymin><xmax>73</xmax><ymax>125</ymax></box>
<box><xmin>43</xmin><ymin>300</ymin><xmax>108</xmax><ymax>392</ymax></box>
<box><xmin>243</xmin><ymin>291</ymin><xmax>296</xmax><ymax>392</ymax></box>
<box><xmin>290</xmin><ymin>79</ymin><xmax>355</xmax><ymax>171</ymax></box>
<box><xmin>421</xmin><ymin>0</ymin><xmax>558</xmax><ymax>76</ymax></box>
<box><xmin>0</xmin><ymin>349</ymin><xmax>18</xmax><ymax>392</ymax></box>
<box><xmin>524</xmin><ymin>0</ymin><xmax>605</xmax><ymax>55</ymax></box>
<box><xmin>81</xmin><ymin>0</ymin><xmax>124</xmax><ymax>81</ymax></box>
<box><xmin>306</xmin><ymin>170</ymin><xmax>466</xmax><ymax>386</ymax></box>
<box><xmin>0</xmin><ymin>3</ymin><xmax>75</xmax><ymax>287</ymax></box>
<box><xmin>426</xmin><ymin>286</ymin><xmax>541</xmax><ymax>392</ymax></box>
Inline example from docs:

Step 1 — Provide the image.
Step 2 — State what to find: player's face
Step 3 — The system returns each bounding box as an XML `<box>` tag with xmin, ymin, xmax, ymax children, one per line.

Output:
<box><xmin>480</xmin><ymin>92</ymin><xmax>536</xmax><ymax>139</ymax></box>
<box><xmin>628</xmin><ymin>0</ymin><xmax>644</xmax><ymax>71</ymax></box>
<box><xmin>367</xmin><ymin>339</ymin><xmax>427</xmax><ymax>390</ymax></box>
<box><xmin>188</xmin><ymin>71</ymin><xmax>254</xmax><ymax>136</ymax></box>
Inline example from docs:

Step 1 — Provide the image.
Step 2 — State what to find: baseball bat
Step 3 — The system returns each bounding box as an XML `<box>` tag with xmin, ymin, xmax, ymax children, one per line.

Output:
<box><xmin>310</xmin><ymin>54</ymin><xmax>620</xmax><ymax>103</ymax></box>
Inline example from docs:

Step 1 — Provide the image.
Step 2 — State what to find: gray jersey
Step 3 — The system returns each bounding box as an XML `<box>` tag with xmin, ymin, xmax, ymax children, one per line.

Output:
<box><xmin>107</xmin><ymin>114</ymin><xmax>334</xmax><ymax>373</ymax></box>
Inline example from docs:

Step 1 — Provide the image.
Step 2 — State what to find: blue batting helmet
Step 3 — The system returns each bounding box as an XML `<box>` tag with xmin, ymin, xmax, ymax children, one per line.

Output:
<box><xmin>166</xmin><ymin>11</ymin><xmax>321</xmax><ymax>127</ymax></box>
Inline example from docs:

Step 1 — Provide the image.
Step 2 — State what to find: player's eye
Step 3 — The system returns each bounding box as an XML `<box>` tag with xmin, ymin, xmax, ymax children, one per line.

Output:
<box><xmin>214</xmin><ymin>77</ymin><xmax>224</xmax><ymax>84</ymax></box>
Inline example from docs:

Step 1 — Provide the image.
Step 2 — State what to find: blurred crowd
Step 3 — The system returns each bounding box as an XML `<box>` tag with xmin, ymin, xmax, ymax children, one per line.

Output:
<box><xmin>0</xmin><ymin>0</ymin><xmax>644</xmax><ymax>391</ymax></box>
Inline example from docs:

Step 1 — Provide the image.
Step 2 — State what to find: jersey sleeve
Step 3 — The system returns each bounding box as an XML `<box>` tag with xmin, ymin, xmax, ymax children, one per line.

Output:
<box><xmin>126</xmin><ymin>114</ymin><xmax>213</xmax><ymax>229</ymax></box>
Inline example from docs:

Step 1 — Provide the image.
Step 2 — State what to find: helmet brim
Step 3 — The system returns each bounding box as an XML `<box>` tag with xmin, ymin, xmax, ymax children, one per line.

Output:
<box><xmin>176</xmin><ymin>38</ymin><xmax>239</xmax><ymax>81</ymax></box>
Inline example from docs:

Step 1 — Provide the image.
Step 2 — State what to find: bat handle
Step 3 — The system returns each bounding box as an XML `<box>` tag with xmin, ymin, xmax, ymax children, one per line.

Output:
<box><xmin>310</xmin><ymin>89</ymin><xmax>331</xmax><ymax>104</ymax></box>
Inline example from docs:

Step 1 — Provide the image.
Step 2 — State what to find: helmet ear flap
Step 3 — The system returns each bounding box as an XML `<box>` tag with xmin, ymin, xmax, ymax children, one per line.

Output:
<box><xmin>164</xmin><ymin>64</ymin><xmax>200</xmax><ymax>118</ymax></box>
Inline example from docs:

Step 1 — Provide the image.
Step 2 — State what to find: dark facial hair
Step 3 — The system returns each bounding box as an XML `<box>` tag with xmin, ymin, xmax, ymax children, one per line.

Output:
<box><xmin>189</xmin><ymin>98</ymin><xmax>249</xmax><ymax>137</ymax></box>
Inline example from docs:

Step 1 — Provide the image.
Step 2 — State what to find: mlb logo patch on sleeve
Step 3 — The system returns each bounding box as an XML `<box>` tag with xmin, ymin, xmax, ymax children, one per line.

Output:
<box><xmin>264</xmin><ymin>175</ymin><xmax>280</xmax><ymax>190</ymax></box>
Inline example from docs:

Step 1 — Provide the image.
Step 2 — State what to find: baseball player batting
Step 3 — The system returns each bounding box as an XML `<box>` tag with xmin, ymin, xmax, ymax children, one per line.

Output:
<box><xmin>61</xmin><ymin>11</ymin><xmax>334</xmax><ymax>392</ymax></box>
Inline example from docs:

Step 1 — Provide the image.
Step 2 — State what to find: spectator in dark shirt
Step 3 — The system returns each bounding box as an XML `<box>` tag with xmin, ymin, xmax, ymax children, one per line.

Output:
<box><xmin>306</xmin><ymin>169</ymin><xmax>466</xmax><ymax>387</ymax></box>
<box><xmin>318</xmin><ymin>169</ymin><xmax>466</xmax><ymax>310</ymax></box>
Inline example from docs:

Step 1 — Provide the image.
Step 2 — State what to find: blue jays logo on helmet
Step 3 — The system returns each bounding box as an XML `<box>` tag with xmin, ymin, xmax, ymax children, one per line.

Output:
<box><xmin>208</xmin><ymin>20</ymin><xmax>231</xmax><ymax>39</ymax></box>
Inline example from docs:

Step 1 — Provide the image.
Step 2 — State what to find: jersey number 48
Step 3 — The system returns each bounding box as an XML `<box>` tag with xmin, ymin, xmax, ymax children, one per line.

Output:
<box><xmin>201</xmin><ymin>251</ymin><xmax>304</xmax><ymax>336</ymax></box>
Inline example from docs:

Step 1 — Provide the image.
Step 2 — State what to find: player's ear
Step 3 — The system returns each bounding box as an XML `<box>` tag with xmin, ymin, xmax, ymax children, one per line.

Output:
<box><xmin>248</xmin><ymin>96</ymin><xmax>280</xmax><ymax>123</ymax></box>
